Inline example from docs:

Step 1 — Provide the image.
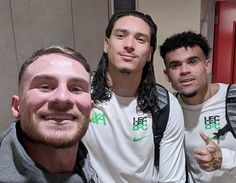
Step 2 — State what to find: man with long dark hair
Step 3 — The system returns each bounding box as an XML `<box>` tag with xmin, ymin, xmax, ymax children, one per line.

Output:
<box><xmin>83</xmin><ymin>11</ymin><xmax>186</xmax><ymax>182</ymax></box>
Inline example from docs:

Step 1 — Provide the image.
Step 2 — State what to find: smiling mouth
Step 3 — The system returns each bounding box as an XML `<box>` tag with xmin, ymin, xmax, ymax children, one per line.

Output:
<box><xmin>180</xmin><ymin>77</ymin><xmax>194</xmax><ymax>83</ymax></box>
<box><xmin>120</xmin><ymin>53</ymin><xmax>136</xmax><ymax>61</ymax></box>
<box><xmin>42</xmin><ymin>114</ymin><xmax>76</xmax><ymax>122</ymax></box>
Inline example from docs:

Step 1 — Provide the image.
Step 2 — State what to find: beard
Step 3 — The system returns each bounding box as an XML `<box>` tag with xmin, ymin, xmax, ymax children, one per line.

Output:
<box><xmin>119</xmin><ymin>68</ymin><xmax>132</xmax><ymax>74</ymax></box>
<box><xmin>20</xmin><ymin>117</ymin><xmax>89</xmax><ymax>149</ymax></box>
<box><xmin>181</xmin><ymin>90</ymin><xmax>198</xmax><ymax>98</ymax></box>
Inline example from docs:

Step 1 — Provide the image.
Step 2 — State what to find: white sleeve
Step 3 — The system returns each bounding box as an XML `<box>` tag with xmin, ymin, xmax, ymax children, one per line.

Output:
<box><xmin>220</xmin><ymin>148</ymin><xmax>236</xmax><ymax>176</ymax></box>
<box><xmin>159</xmin><ymin>93</ymin><xmax>186</xmax><ymax>183</ymax></box>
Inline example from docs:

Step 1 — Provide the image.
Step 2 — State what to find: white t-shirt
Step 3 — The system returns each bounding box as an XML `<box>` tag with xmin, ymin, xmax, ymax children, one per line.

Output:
<box><xmin>83</xmin><ymin>91</ymin><xmax>186</xmax><ymax>183</ymax></box>
<box><xmin>179</xmin><ymin>83</ymin><xmax>236</xmax><ymax>183</ymax></box>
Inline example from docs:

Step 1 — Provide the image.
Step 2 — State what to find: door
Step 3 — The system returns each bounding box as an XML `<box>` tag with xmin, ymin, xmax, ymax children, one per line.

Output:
<box><xmin>213</xmin><ymin>1</ymin><xmax>236</xmax><ymax>83</ymax></box>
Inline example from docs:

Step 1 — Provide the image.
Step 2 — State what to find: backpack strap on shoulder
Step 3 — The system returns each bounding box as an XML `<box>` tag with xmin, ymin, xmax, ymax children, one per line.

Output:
<box><xmin>152</xmin><ymin>84</ymin><xmax>170</xmax><ymax>166</ymax></box>
<box><xmin>225</xmin><ymin>84</ymin><xmax>236</xmax><ymax>138</ymax></box>
<box><xmin>214</xmin><ymin>84</ymin><xmax>236</xmax><ymax>139</ymax></box>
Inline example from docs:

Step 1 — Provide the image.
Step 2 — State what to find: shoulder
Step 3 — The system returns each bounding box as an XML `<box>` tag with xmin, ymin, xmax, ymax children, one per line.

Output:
<box><xmin>168</xmin><ymin>92</ymin><xmax>180</xmax><ymax>106</ymax></box>
<box><xmin>153</xmin><ymin>84</ymin><xmax>169</xmax><ymax>109</ymax></box>
<box><xmin>153</xmin><ymin>84</ymin><xmax>181</xmax><ymax>115</ymax></box>
<box><xmin>166</xmin><ymin>92</ymin><xmax>184</xmax><ymax>131</ymax></box>
<box><xmin>168</xmin><ymin>92</ymin><xmax>183</xmax><ymax>120</ymax></box>
<box><xmin>0</xmin><ymin>123</ymin><xmax>16</xmax><ymax>143</ymax></box>
<box><xmin>217</xmin><ymin>83</ymin><xmax>229</xmax><ymax>91</ymax></box>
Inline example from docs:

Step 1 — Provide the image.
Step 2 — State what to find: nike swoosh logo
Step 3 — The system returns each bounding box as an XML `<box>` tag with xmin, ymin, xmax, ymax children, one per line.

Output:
<box><xmin>132</xmin><ymin>136</ymin><xmax>146</xmax><ymax>142</ymax></box>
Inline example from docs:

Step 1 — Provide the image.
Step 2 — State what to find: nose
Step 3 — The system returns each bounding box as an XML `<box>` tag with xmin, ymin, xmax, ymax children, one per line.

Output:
<box><xmin>49</xmin><ymin>85</ymin><xmax>73</xmax><ymax>111</ymax></box>
<box><xmin>180</xmin><ymin>63</ymin><xmax>190</xmax><ymax>76</ymax></box>
<box><xmin>123</xmin><ymin>36</ymin><xmax>135</xmax><ymax>52</ymax></box>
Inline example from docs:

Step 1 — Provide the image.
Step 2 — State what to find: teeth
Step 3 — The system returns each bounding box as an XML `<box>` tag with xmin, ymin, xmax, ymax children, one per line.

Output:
<box><xmin>44</xmin><ymin>115</ymin><xmax>74</xmax><ymax>120</ymax></box>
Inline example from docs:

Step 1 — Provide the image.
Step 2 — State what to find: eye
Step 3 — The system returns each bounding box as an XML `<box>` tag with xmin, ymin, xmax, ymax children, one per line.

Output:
<box><xmin>70</xmin><ymin>86</ymin><xmax>83</xmax><ymax>94</ymax></box>
<box><xmin>169</xmin><ymin>62</ymin><xmax>181</xmax><ymax>70</ymax></box>
<box><xmin>39</xmin><ymin>84</ymin><xmax>53</xmax><ymax>92</ymax></box>
<box><xmin>188</xmin><ymin>58</ymin><xmax>199</xmax><ymax>65</ymax></box>
<box><xmin>115</xmin><ymin>33</ymin><xmax>125</xmax><ymax>39</ymax></box>
<box><xmin>137</xmin><ymin>37</ymin><xmax>146</xmax><ymax>44</ymax></box>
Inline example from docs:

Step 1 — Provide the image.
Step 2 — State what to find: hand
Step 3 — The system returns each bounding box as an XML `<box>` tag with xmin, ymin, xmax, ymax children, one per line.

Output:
<box><xmin>193</xmin><ymin>132</ymin><xmax>222</xmax><ymax>172</ymax></box>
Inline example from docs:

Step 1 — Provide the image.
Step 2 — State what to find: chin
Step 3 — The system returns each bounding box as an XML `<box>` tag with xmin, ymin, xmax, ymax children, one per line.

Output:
<box><xmin>40</xmin><ymin>130</ymin><xmax>82</xmax><ymax>148</ymax></box>
<box><xmin>24</xmin><ymin>126</ymin><xmax>83</xmax><ymax>148</ymax></box>
<box><xmin>181</xmin><ymin>90</ymin><xmax>198</xmax><ymax>98</ymax></box>
<box><xmin>119</xmin><ymin>68</ymin><xmax>132</xmax><ymax>74</ymax></box>
<box><xmin>55</xmin><ymin>125</ymin><xmax>87</xmax><ymax>146</ymax></box>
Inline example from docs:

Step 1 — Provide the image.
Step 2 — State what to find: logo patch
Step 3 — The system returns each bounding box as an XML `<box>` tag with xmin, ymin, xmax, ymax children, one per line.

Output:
<box><xmin>204</xmin><ymin>115</ymin><xmax>220</xmax><ymax>130</ymax></box>
<box><xmin>91</xmin><ymin>111</ymin><xmax>107</xmax><ymax>125</ymax></box>
<box><xmin>133</xmin><ymin>116</ymin><xmax>148</xmax><ymax>131</ymax></box>
<box><xmin>132</xmin><ymin>116</ymin><xmax>149</xmax><ymax>142</ymax></box>
<box><xmin>132</xmin><ymin>136</ymin><xmax>146</xmax><ymax>142</ymax></box>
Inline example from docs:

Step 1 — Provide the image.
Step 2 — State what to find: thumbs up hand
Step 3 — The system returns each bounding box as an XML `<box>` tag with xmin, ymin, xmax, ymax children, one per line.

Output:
<box><xmin>193</xmin><ymin>132</ymin><xmax>222</xmax><ymax>172</ymax></box>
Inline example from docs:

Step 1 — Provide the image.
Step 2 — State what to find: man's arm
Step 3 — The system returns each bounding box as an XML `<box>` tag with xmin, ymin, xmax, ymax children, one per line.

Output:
<box><xmin>221</xmin><ymin>148</ymin><xmax>236</xmax><ymax>175</ymax></box>
<box><xmin>194</xmin><ymin>132</ymin><xmax>236</xmax><ymax>176</ymax></box>
<box><xmin>159</xmin><ymin>93</ymin><xmax>186</xmax><ymax>183</ymax></box>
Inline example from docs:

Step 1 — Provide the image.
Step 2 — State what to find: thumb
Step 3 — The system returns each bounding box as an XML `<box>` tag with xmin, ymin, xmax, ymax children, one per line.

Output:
<box><xmin>200</xmin><ymin>131</ymin><xmax>210</xmax><ymax>145</ymax></box>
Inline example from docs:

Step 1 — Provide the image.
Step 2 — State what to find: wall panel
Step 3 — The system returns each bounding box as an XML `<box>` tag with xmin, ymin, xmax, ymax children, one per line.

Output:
<box><xmin>0</xmin><ymin>0</ymin><xmax>18</xmax><ymax>132</ymax></box>
<box><xmin>73</xmin><ymin>0</ymin><xmax>109</xmax><ymax>71</ymax></box>
<box><xmin>11</xmin><ymin>0</ymin><xmax>74</xmax><ymax>67</ymax></box>
<box><xmin>0</xmin><ymin>0</ymin><xmax>109</xmax><ymax>133</ymax></box>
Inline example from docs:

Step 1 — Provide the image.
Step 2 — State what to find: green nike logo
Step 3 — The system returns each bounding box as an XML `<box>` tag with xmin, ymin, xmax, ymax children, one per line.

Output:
<box><xmin>132</xmin><ymin>136</ymin><xmax>146</xmax><ymax>142</ymax></box>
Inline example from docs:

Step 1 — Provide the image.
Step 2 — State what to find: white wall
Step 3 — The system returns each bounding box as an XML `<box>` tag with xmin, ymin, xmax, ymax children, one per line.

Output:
<box><xmin>0</xmin><ymin>0</ymin><xmax>108</xmax><ymax>133</ymax></box>
<box><xmin>0</xmin><ymin>0</ymin><xmax>216</xmax><ymax>133</ymax></box>
<box><xmin>138</xmin><ymin>0</ymin><xmax>202</xmax><ymax>91</ymax></box>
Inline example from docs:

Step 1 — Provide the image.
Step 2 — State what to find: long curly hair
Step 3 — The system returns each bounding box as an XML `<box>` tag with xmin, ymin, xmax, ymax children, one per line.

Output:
<box><xmin>92</xmin><ymin>11</ymin><xmax>159</xmax><ymax>114</ymax></box>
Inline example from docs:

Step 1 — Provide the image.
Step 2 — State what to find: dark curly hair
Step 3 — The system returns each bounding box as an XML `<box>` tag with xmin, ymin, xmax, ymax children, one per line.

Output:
<box><xmin>92</xmin><ymin>10</ymin><xmax>159</xmax><ymax>114</ymax></box>
<box><xmin>159</xmin><ymin>31</ymin><xmax>211</xmax><ymax>63</ymax></box>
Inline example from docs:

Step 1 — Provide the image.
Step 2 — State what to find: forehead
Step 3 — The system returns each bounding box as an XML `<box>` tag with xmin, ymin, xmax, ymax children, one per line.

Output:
<box><xmin>112</xmin><ymin>15</ymin><xmax>151</xmax><ymax>36</ymax></box>
<box><xmin>24</xmin><ymin>53</ymin><xmax>89</xmax><ymax>82</ymax></box>
<box><xmin>166</xmin><ymin>46</ymin><xmax>204</xmax><ymax>61</ymax></box>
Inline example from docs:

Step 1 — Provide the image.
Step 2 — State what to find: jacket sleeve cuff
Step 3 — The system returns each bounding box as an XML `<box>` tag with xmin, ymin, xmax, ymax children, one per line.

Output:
<box><xmin>220</xmin><ymin>148</ymin><xmax>236</xmax><ymax>173</ymax></box>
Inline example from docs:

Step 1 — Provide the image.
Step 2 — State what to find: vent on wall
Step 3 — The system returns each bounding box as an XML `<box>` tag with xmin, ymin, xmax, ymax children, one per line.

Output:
<box><xmin>114</xmin><ymin>0</ymin><xmax>135</xmax><ymax>13</ymax></box>
<box><xmin>108</xmin><ymin>0</ymin><xmax>136</xmax><ymax>18</ymax></box>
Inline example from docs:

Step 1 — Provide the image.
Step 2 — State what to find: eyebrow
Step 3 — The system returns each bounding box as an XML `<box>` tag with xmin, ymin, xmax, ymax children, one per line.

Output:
<box><xmin>113</xmin><ymin>28</ymin><xmax>127</xmax><ymax>33</ymax></box>
<box><xmin>113</xmin><ymin>28</ymin><xmax>150</xmax><ymax>40</ymax></box>
<box><xmin>169</xmin><ymin>56</ymin><xmax>202</xmax><ymax>63</ymax></box>
<box><xmin>31</xmin><ymin>74</ymin><xmax>89</xmax><ymax>87</ymax></box>
<box><xmin>70</xmin><ymin>77</ymin><xmax>90</xmax><ymax>90</ymax></box>
<box><xmin>32</xmin><ymin>74</ymin><xmax>53</xmax><ymax>80</ymax></box>
<box><xmin>187</xmin><ymin>56</ymin><xmax>202</xmax><ymax>60</ymax></box>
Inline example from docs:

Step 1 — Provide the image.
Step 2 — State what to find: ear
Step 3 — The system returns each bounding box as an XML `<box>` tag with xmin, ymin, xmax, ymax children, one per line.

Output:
<box><xmin>205</xmin><ymin>58</ymin><xmax>212</xmax><ymax>74</ymax></box>
<box><xmin>11</xmin><ymin>95</ymin><xmax>20</xmax><ymax>119</ymax></box>
<box><xmin>104</xmin><ymin>37</ymin><xmax>109</xmax><ymax>53</ymax></box>
<box><xmin>163</xmin><ymin>69</ymin><xmax>171</xmax><ymax>82</ymax></box>
<box><xmin>147</xmin><ymin>47</ymin><xmax>153</xmax><ymax>62</ymax></box>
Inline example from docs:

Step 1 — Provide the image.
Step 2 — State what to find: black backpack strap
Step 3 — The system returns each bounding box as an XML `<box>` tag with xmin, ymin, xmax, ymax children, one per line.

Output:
<box><xmin>225</xmin><ymin>84</ymin><xmax>236</xmax><ymax>137</ymax></box>
<box><xmin>152</xmin><ymin>84</ymin><xmax>170</xmax><ymax>166</ymax></box>
<box><xmin>214</xmin><ymin>84</ymin><xmax>236</xmax><ymax>139</ymax></box>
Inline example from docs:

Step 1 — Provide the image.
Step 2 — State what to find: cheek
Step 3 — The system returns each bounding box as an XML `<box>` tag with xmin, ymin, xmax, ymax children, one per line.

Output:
<box><xmin>19</xmin><ymin>93</ymin><xmax>47</xmax><ymax>115</ymax></box>
<box><xmin>107</xmin><ymin>45</ymin><xmax>117</xmax><ymax>60</ymax></box>
<box><xmin>166</xmin><ymin>71</ymin><xmax>178</xmax><ymax>82</ymax></box>
<box><xmin>75</xmin><ymin>94</ymin><xmax>92</xmax><ymax>115</ymax></box>
<box><xmin>139</xmin><ymin>46</ymin><xmax>151</xmax><ymax>58</ymax></box>
<box><xmin>200</xmin><ymin>67</ymin><xmax>208</xmax><ymax>75</ymax></box>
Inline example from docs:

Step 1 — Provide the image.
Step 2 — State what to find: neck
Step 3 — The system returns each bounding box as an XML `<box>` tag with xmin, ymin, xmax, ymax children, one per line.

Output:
<box><xmin>107</xmin><ymin>70</ymin><xmax>142</xmax><ymax>97</ymax></box>
<box><xmin>181</xmin><ymin>83</ymin><xmax>219</xmax><ymax>105</ymax></box>
<box><xmin>24</xmin><ymin>139</ymin><xmax>78</xmax><ymax>173</ymax></box>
